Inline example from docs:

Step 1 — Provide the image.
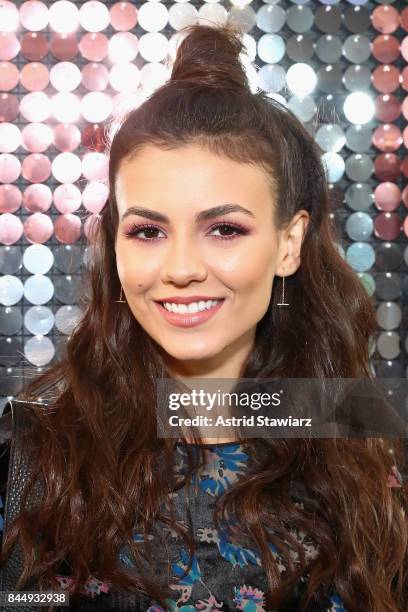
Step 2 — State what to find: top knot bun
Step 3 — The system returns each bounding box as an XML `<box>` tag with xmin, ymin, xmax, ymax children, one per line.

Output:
<box><xmin>170</xmin><ymin>24</ymin><xmax>250</xmax><ymax>91</ymax></box>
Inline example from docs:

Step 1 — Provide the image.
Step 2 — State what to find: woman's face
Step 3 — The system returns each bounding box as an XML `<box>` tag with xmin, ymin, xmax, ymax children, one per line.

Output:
<box><xmin>114</xmin><ymin>143</ymin><xmax>307</xmax><ymax>375</ymax></box>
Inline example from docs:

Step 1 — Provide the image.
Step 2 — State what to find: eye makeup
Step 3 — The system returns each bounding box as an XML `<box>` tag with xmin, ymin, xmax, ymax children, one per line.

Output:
<box><xmin>122</xmin><ymin>221</ymin><xmax>251</xmax><ymax>242</ymax></box>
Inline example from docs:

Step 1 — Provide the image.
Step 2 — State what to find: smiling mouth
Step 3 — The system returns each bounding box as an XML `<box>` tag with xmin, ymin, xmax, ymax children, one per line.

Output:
<box><xmin>156</xmin><ymin>298</ymin><xmax>225</xmax><ymax>314</ymax></box>
<box><xmin>154</xmin><ymin>298</ymin><xmax>226</xmax><ymax>328</ymax></box>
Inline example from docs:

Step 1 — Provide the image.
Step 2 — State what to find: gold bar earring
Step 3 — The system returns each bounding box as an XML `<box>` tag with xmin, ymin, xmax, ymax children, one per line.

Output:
<box><xmin>277</xmin><ymin>274</ymin><xmax>289</xmax><ymax>307</ymax></box>
<box><xmin>116</xmin><ymin>286</ymin><xmax>126</xmax><ymax>303</ymax></box>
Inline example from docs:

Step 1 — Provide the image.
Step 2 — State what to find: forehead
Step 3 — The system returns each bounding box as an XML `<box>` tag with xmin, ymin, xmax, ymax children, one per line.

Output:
<box><xmin>114</xmin><ymin>144</ymin><xmax>275</xmax><ymax>208</ymax></box>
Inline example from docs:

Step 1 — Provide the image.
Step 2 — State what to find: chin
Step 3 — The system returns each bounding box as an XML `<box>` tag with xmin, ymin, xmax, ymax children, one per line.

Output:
<box><xmin>162</xmin><ymin>344</ymin><xmax>222</xmax><ymax>363</ymax></box>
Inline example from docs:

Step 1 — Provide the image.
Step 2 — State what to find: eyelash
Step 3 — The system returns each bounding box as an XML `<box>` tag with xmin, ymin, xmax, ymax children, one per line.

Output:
<box><xmin>122</xmin><ymin>222</ymin><xmax>249</xmax><ymax>242</ymax></box>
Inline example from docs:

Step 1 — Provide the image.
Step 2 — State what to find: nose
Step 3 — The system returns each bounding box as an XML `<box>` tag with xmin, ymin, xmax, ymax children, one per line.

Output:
<box><xmin>160</xmin><ymin>233</ymin><xmax>207</xmax><ymax>285</ymax></box>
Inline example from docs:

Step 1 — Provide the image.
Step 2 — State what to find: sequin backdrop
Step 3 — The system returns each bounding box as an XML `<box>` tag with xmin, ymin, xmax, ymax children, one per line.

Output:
<box><xmin>0</xmin><ymin>0</ymin><xmax>407</xmax><ymax>412</ymax></box>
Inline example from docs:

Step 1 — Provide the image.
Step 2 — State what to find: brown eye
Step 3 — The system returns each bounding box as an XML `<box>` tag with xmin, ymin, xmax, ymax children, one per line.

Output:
<box><xmin>209</xmin><ymin>223</ymin><xmax>248</xmax><ymax>240</ymax></box>
<box><xmin>215</xmin><ymin>224</ymin><xmax>236</xmax><ymax>236</ymax></box>
<box><xmin>137</xmin><ymin>227</ymin><xmax>160</xmax><ymax>239</ymax></box>
<box><xmin>123</xmin><ymin>224</ymin><xmax>165</xmax><ymax>241</ymax></box>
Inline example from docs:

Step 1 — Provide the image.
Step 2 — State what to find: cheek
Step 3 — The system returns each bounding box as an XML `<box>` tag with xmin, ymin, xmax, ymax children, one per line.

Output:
<box><xmin>213</xmin><ymin>235</ymin><xmax>276</xmax><ymax>271</ymax></box>
<box><xmin>116</xmin><ymin>244</ymin><xmax>159</xmax><ymax>288</ymax></box>
<box><xmin>222</xmin><ymin>251</ymin><xmax>275</xmax><ymax>292</ymax></box>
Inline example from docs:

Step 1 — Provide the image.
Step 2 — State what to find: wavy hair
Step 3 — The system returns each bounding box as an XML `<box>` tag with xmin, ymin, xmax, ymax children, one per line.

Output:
<box><xmin>1</xmin><ymin>23</ymin><xmax>407</xmax><ymax>612</ymax></box>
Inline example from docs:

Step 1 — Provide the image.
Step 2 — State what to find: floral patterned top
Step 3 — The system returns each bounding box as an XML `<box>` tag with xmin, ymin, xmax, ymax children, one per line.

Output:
<box><xmin>1</xmin><ymin>423</ymin><xmax>405</xmax><ymax>612</ymax></box>
<box><xmin>136</xmin><ymin>441</ymin><xmax>348</xmax><ymax>612</ymax></box>
<box><xmin>0</xmin><ymin>436</ymin><xmax>359</xmax><ymax>611</ymax></box>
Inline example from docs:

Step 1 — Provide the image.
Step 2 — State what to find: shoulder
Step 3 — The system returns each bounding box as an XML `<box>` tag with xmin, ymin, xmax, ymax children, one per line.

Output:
<box><xmin>0</xmin><ymin>402</ymin><xmax>12</xmax><ymax>529</ymax></box>
<box><xmin>0</xmin><ymin>398</ymin><xmax>49</xmax><ymax>448</ymax></box>
<box><xmin>0</xmin><ymin>398</ymin><xmax>47</xmax><ymax>530</ymax></box>
<box><xmin>0</xmin><ymin>401</ymin><xmax>13</xmax><ymax>445</ymax></box>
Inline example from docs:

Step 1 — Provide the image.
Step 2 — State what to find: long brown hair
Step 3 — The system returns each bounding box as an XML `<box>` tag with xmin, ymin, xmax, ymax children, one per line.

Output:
<box><xmin>1</xmin><ymin>24</ymin><xmax>407</xmax><ymax>612</ymax></box>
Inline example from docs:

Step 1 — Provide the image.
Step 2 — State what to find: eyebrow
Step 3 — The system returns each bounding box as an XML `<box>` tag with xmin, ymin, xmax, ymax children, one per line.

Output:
<box><xmin>120</xmin><ymin>203</ymin><xmax>255</xmax><ymax>224</ymax></box>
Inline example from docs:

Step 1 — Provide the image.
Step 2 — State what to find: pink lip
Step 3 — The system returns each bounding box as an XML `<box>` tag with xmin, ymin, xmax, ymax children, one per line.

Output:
<box><xmin>154</xmin><ymin>299</ymin><xmax>225</xmax><ymax>328</ymax></box>
<box><xmin>154</xmin><ymin>295</ymin><xmax>222</xmax><ymax>304</ymax></box>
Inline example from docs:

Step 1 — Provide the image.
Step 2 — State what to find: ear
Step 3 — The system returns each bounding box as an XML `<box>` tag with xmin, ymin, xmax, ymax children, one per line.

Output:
<box><xmin>275</xmin><ymin>210</ymin><xmax>309</xmax><ymax>277</ymax></box>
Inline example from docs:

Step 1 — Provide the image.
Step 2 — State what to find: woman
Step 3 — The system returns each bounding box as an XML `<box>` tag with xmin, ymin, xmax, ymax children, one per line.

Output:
<box><xmin>0</xmin><ymin>23</ymin><xmax>407</xmax><ymax>612</ymax></box>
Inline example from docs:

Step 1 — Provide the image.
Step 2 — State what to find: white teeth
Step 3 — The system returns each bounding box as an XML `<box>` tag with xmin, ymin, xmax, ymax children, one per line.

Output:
<box><xmin>162</xmin><ymin>299</ymin><xmax>221</xmax><ymax>314</ymax></box>
<box><xmin>187</xmin><ymin>302</ymin><xmax>198</xmax><ymax>313</ymax></box>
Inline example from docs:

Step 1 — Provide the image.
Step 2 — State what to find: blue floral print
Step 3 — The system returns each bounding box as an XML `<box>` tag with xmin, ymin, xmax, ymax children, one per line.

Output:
<box><xmin>141</xmin><ymin>442</ymin><xmax>348</xmax><ymax>611</ymax></box>
<box><xmin>0</xmin><ymin>440</ymin><xmax>350</xmax><ymax>609</ymax></box>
